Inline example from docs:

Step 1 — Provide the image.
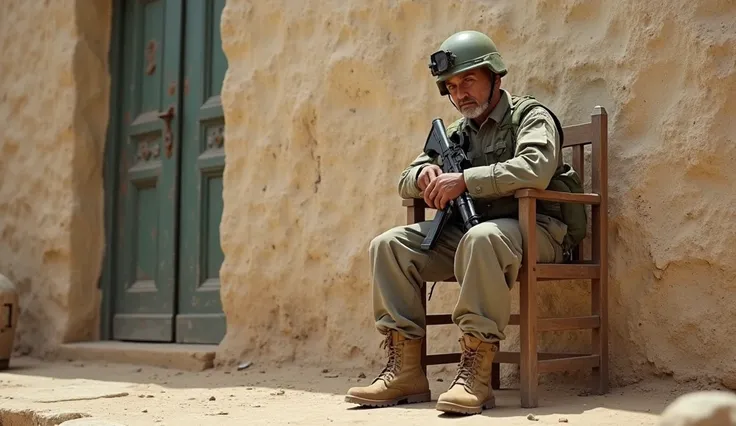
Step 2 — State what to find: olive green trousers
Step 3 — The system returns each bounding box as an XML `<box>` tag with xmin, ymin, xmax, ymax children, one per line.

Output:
<box><xmin>371</xmin><ymin>216</ymin><xmax>565</xmax><ymax>343</ymax></box>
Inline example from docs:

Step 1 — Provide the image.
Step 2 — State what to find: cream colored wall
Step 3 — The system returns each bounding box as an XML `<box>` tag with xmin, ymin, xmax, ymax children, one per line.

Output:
<box><xmin>0</xmin><ymin>0</ymin><xmax>734</xmax><ymax>390</ymax></box>
<box><xmin>0</xmin><ymin>1</ymin><xmax>111</xmax><ymax>354</ymax></box>
<box><xmin>217</xmin><ymin>0</ymin><xmax>736</xmax><ymax>388</ymax></box>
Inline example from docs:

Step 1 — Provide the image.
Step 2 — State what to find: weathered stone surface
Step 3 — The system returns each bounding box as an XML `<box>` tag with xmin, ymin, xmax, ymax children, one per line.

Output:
<box><xmin>0</xmin><ymin>408</ymin><xmax>89</xmax><ymax>426</ymax></box>
<box><xmin>59</xmin><ymin>419</ymin><xmax>126</xmax><ymax>426</ymax></box>
<box><xmin>54</xmin><ymin>341</ymin><xmax>217</xmax><ymax>372</ymax></box>
<box><xmin>659</xmin><ymin>391</ymin><xmax>736</xmax><ymax>426</ymax></box>
<box><xmin>0</xmin><ymin>1</ymin><xmax>111</xmax><ymax>355</ymax></box>
<box><xmin>216</xmin><ymin>0</ymin><xmax>736</xmax><ymax>387</ymax></box>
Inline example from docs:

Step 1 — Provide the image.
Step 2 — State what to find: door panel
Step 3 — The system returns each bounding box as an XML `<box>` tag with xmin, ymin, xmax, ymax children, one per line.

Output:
<box><xmin>175</xmin><ymin>0</ymin><xmax>228</xmax><ymax>343</ymax></box>
<box><xmin>112</xmin><ymin>0</ymin><xmax>183</xmax><ymax>341</ymax></box>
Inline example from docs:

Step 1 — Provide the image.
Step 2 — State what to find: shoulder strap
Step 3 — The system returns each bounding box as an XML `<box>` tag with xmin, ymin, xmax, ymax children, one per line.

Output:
<box><xmin>504</xmin><ymin>94</ymin><xmax>565</xmax><ymax>152</ymax></box>
<box><xmin>445</xmin><ymin>117</ymin><xmax>470</xmax><ymax>151</ymax></box>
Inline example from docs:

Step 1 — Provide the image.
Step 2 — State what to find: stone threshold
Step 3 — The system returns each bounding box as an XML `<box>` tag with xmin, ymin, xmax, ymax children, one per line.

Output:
<box><xmin>52</xmin><ymin>341</ymin><xmax>218</xmax><ymax>372</ymax></box>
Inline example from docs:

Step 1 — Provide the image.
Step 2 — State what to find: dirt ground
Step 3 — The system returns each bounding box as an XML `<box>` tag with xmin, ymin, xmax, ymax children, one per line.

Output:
<box><xmin>0</xmin><ymin>356</ymin><xmax>708</xmax><ymax>425</ymax></box>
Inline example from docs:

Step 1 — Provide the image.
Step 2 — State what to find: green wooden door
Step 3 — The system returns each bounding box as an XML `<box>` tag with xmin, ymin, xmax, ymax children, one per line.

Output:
<box><xmin>109</xmin><ymin>0</ymin><xmax>226</xmax><ymax>344</ymax></box>
<box><xmin>175</xmin><ymin>0</ymin><xmax>228</xmax><ymax>343</ymax></box>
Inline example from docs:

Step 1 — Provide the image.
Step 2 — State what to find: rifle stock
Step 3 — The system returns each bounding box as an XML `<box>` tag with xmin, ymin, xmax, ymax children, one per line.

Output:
<box><xmin>420</xmin><ymin>118</ymin><xmax>482</xmax><ymax>251</ymax></box>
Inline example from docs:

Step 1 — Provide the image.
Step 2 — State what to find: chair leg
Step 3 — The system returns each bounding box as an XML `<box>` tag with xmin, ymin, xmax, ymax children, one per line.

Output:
<box><xmin>591</xmin><ymin>279</ymin><xmax>608</xmax><ymax>394</ymax></box>
<box><xmin>591</xmin><ymin>202</ymin><xmax>609</xmax><ymax>395</ymax></box>
<box><xmin>421</xmin><ymin>282</ymin><xmax>427</xmax><ymax>376</ymax></box>
<box><xmin>491</xmin><ymin>363</ymin><xmax>501</xmax><ymax>390</ymax></box>
<box><xmin>519</xmin><ymin>273</ymin><xmax>539</xmax><ymax>408</ymax></box>
<box><xmin>519</xmin><ymin>197</ymin><xmax>539</xmax><ymax>408</ymax></box>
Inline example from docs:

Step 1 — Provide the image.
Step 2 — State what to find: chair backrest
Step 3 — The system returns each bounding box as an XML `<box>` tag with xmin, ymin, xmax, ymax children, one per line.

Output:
<box><xmin>560</xmin><ymin>107</ymin><xmax>608</xmax><ymax>261</ymax></box>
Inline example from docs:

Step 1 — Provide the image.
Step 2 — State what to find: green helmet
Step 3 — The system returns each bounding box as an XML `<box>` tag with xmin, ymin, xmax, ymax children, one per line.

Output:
<box><xmin>428</xmin><ymin>30</ymin><xmax>508</xmax><ymax>96</ymax></box>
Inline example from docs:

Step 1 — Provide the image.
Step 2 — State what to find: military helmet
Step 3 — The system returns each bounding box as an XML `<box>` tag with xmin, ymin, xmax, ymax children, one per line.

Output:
<box><xmin>428</xmin><ymin>30</ymin><xmax>508</xmax><ymax>95</ymax></box>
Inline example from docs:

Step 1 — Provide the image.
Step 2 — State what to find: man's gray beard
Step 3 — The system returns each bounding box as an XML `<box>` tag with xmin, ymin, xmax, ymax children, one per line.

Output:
<box><xmin>460</xmin><ymin>100</ymin><xmax>490</xmax><ymax>119</ymax></box>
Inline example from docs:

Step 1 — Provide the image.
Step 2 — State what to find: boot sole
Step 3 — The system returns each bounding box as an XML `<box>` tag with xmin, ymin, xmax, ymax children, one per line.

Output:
<box><xmin>435</xmin><ymin>397</ymin><xmax>496</xmax><ymax>415</ymax></box>
<box><xmin>344</xmin><ymin>392</ymin><xmax>431</xmax><ymax>407</ymax></box>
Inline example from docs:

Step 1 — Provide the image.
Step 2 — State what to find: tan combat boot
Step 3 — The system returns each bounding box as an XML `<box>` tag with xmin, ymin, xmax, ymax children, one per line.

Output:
<box><xmin>435</xmin><ymin>334</ymin><xmax>498</xmax><ymax>415</ymax></box>
<box><xmin>345</xmin><ymin>331</ymin><xmax>430</xmax><ymax>407</ymax></box>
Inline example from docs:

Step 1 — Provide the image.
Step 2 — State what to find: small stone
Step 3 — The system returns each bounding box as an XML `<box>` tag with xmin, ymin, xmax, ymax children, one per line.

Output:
<box><xmin>527</xmin><ymin>414</ymin><xmax>539</xmax><ymax>421</ymax></box>
<box><xmin>559</xmin><ymin>418</ymin><xmax>568</xmax><ymax>423</ymax></box>
<box><xmin>271</xmin><ymin>389</ymin><xmax>285</xmax><ymax>396</ymax></box>
<box><xmin>322</xmin><ymin>368</ymin><xmax>329</xmax><ymax>373</ymax></box>
<box><xmin>237</xmin><ymin>361</ymin><xmax>252</xmax><ymax>371</ymax></box>
<box><xmin>246</xmin><ymin>387</ymin><xmax>253</xmax><ymax>390</ymax></box>
<box><xmin>358</xmin><ymin>372</ymin><xmax>366</xmax><ymax>379</ymax></box>
<box><xmin>437</xmin><ymin>378</ymin><xmax>444</xmax><ymax>382</ymax></box>
<box><xmin>146</xmin><ymin>395</ymin><xmax>154</xmax><ymax>398</ymax></box>
<box><xmin>325</xmin><ymin>374</ymin><xmax>339</xmax><ymax>378</ymax></box>
<box><xmin>142</xmin><ymin>410</ymin><xmax>148</xmax><ymax>413</ymax></box>
<box><xmin>209</xmin><ymin>396</ymin><xmax>216</xmax><ymax>401</ymax></box>
<box><xmin>135</xmin><ymin>368</ymin><xmax>143</xmax><ymax>373</ymax></box>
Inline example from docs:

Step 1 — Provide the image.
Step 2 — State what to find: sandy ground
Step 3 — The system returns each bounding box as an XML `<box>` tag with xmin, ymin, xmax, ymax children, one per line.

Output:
<box><xmin>0</xmin><ymin>357</ymin><xmax>708</xmax><ymax>425</ymax></box>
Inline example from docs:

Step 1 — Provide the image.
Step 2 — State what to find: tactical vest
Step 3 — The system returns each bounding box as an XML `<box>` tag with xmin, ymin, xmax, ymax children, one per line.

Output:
<box><xmin>447</xmin><ymin>95</ymin><xmax>588</xmax><ymax>252</ymax></box>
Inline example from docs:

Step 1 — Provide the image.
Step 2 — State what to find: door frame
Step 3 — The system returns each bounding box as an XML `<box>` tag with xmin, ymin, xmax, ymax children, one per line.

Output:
<box><xmin>100</xmin><ymin>0</ymin><xmax>125</xmax><ymax>341</ymax></box>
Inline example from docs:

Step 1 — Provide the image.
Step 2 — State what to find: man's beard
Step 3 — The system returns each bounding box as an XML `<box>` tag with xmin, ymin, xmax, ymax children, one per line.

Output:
<box><xmin>458</xmin><ymin>98</ymin><xmax>490</xmax><ymax>119</ymax></box>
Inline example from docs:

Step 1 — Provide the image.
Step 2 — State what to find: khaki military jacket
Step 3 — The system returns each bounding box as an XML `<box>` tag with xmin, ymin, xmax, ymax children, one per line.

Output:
<box><xmin>397</xmin><ymin>89</ymin><xmax>569</xmax><ymax>246</ymax></box>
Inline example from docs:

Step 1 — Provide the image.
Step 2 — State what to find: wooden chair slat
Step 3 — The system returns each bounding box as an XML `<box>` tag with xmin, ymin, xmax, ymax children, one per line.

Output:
<box><xmin>515</xmin><ymin>189</ymin><xmax>600</xmax><ymax>205</ymax></box>
<box><xmin>536</xmin><ymin>264</ymin><xmax>600</xmax><ymax>280</ymax></box>
<box><xmin>562</xmin><ymin>122</ymin><xmax>592</xmax><ymax>147</ymax></box>
<box><xmin>538</xmin><ymin>355</ymin><xmax>600</xmax><ymax>373</ymax></box>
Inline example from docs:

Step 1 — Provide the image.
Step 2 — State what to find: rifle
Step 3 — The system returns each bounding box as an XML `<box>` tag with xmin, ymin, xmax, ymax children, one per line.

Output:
<box><xmin>420</xmin><ymin>118</ymin><xmax>482</xmax><ymax>251</ymax></box>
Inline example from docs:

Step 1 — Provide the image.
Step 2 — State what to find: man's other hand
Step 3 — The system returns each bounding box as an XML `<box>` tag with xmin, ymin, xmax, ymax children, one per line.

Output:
<box><xmin>417</xmin><ymin>164</ymin><xmax>442</xmax><ymax>191</ymax></box>
<box><xmin>424</xmin><ymin>172</ymin><xmax>466</xmax><ymax>209</ymax></box>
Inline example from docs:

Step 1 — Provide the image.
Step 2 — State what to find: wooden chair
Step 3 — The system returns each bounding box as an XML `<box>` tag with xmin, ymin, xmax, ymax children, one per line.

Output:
<box><xmin>402</xmin><ymin>106</ymin><xmax>608</xmax><ymax>408</ymax></box>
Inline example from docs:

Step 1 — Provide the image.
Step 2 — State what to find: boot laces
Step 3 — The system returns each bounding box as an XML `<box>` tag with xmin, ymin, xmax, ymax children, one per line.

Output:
<box><xmin>375</xmin><ymin>333</ymin><xmax>402</xmax><ymax>383</ymax></box>
<box><xmin>451</xmin><ymin>343</ymin><xmax>481</xmax><ymax>392</ymax></box>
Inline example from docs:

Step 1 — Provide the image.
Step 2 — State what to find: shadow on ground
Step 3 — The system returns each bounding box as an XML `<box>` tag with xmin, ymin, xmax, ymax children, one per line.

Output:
<box><xmin>4</xmin><ymin>356</ymin><xmax>710</xmax><ymax>421</ymax></box>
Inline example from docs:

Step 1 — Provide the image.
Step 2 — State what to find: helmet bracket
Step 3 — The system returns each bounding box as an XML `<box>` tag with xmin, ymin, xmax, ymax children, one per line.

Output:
<box><xmin>428</xmin><ymin>50</ymin><xmax>457</xmax><ymax>76</ymax></box>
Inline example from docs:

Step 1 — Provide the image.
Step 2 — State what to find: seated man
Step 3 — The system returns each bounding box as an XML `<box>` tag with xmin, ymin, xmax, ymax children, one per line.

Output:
<box><xmin>345</xmin><ymin>30</ymin><xmax>584</xmax><ymax>415</ymax></box>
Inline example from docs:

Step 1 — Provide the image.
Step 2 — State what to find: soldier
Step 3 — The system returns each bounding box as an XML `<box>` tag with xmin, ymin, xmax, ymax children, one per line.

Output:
<box><xmin>345</xmin><ymin>30</ymin><xmax>585</xmax><ymax>415</ymax></box>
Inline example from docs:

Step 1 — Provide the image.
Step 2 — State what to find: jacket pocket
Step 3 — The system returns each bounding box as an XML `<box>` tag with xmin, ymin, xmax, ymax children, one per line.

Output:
<box><xmin>484</xmin><ymin>144</ymin><xmax>511</xmax><ymax>164</ymax></box>
<box><xmin>535</xmin><ymin>214</ymin><xmax>568</xmax><ymax>247</ymax></box>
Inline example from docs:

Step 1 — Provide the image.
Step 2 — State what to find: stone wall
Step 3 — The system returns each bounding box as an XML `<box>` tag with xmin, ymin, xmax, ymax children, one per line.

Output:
<box><xmin>0</xmin><ymin>1</ymin><xmax>111</xmax><ymax>354</ymax></box>
<box><xmin>217</xmin><ymin>0</ymin><xmax>736</xmax><ymax>388</ymax></box>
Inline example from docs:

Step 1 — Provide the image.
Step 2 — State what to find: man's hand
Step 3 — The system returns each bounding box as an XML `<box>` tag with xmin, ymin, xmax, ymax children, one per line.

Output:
<box><xmin>417</xmin><ymin>164</ymin><xmax>442</xmax><ymax>191</ymax></box>
<box><xmin>424</xmin><ymin>172</ymin><xmax>467</xmax><ymax>209</ymax></box>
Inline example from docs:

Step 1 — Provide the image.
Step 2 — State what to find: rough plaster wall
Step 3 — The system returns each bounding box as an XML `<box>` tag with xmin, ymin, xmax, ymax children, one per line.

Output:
<box><xmin>217</xmin><ymin>0</ymin><xmax>736</xmax><ymax>388</ymax></box>
<box><xmin>0</xmin><ymin>1</ymin><xmax>111</xmax><ymax>354</ymax></box>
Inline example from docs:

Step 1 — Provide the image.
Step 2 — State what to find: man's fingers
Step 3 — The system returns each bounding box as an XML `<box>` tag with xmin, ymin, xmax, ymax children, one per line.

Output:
<box><xmin>424</xmin><ymin>179</ymin><xmax>436</xmax><ymax>208</ymax></box>
<box><xmin>434</xmin><ymin>189</ymin><xmax>446</xmax><ymax>210</ymax></box>
<box><xmin>418</xmin><ymin>174</ymin><xmax>428</xmax><ymax>191</ymax></box>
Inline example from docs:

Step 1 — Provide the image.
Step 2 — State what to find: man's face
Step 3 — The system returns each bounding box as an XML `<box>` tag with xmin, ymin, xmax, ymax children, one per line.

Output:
<box><xmin>444</xmin><ymin>68</ymin><xmax>494</xmax><ymax>119</ymax></box>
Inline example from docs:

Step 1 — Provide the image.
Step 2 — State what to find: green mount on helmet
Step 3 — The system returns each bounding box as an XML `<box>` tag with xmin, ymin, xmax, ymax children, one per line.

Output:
<box><xmin>428</xmin><ymin>30</ymin><xmax>508</xmax><ymax>96</ymax></box>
